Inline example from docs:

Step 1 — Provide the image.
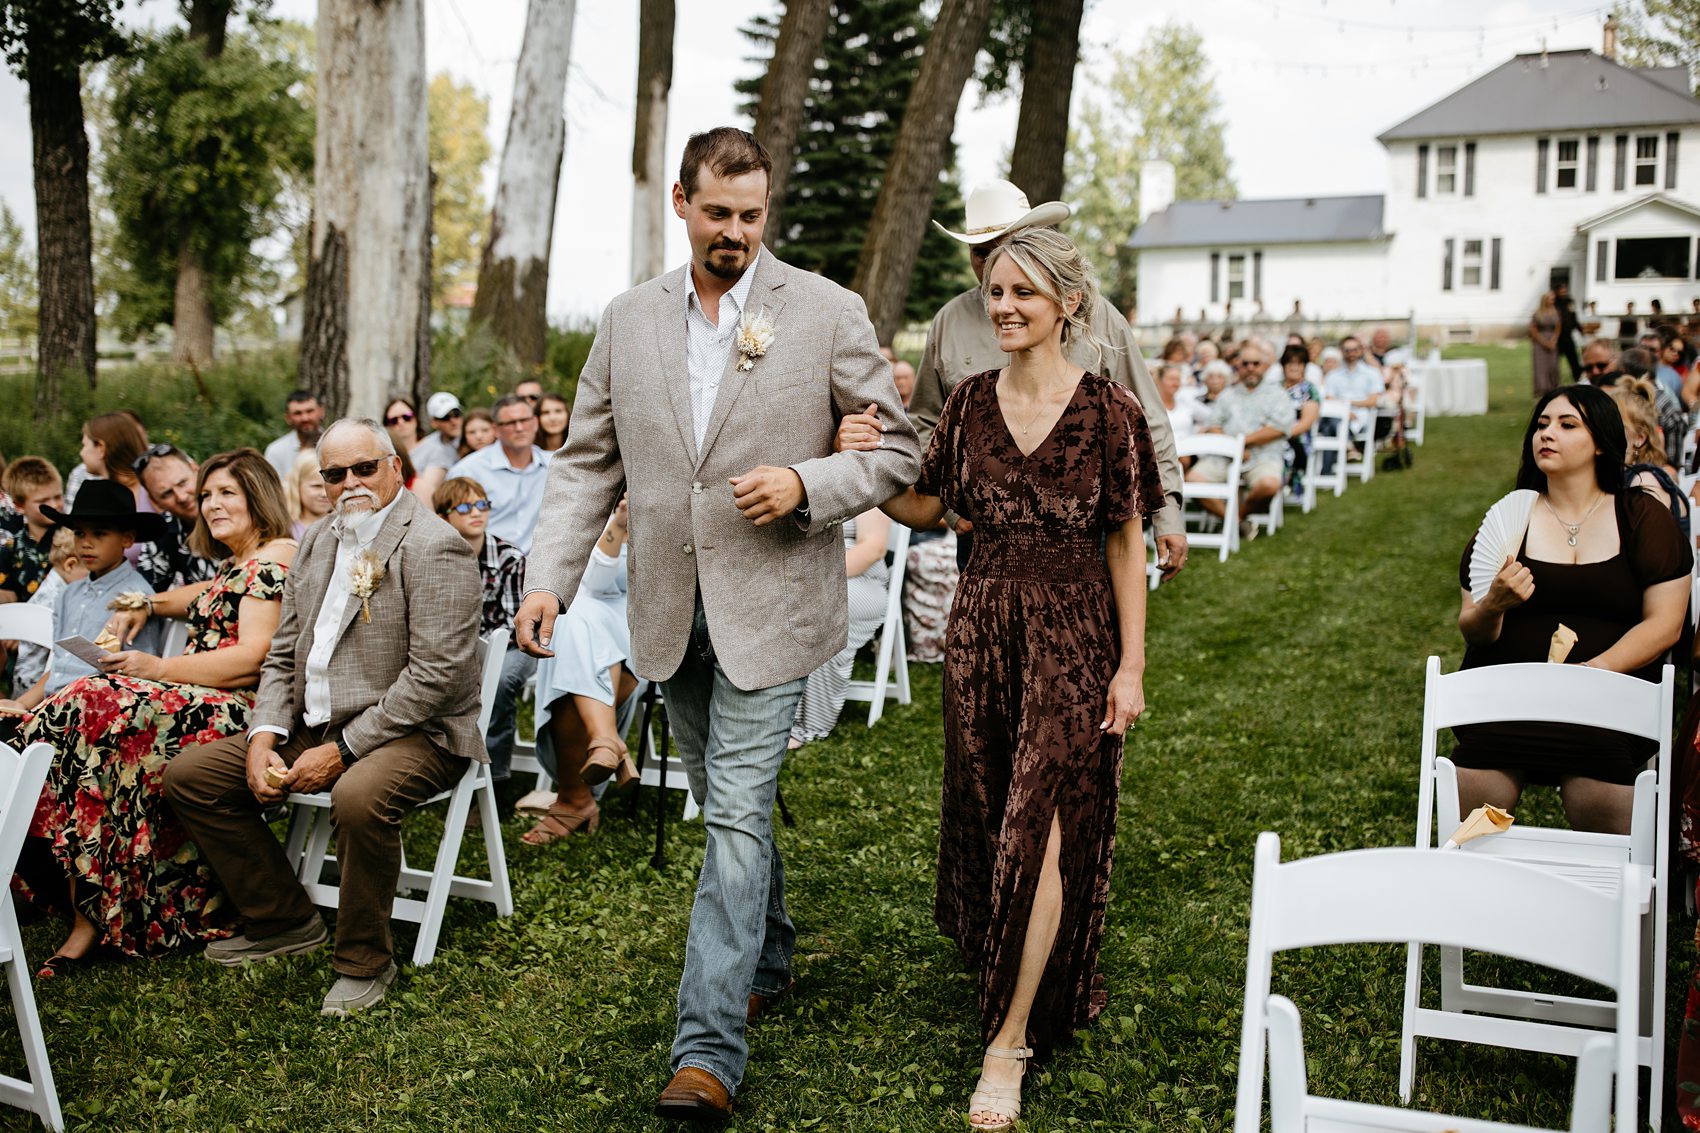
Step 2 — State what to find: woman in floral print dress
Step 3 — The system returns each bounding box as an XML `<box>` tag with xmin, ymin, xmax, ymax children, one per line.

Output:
<box><xmin>10</xmin><ymin>449</ymin><xmax>296</xmax><ymax>974</ymax></box>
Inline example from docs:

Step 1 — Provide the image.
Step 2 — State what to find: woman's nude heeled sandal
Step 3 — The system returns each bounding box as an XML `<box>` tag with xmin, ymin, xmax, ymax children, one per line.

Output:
<box><xmin>580</xmin><ymin>736</ymin><xmax>637</xmax><ymax>789</ymax></box>
<box><xmin>967</xmin><ymin>1045</ymin><xmax>1032</xmax><ymax>1131</ymax></box>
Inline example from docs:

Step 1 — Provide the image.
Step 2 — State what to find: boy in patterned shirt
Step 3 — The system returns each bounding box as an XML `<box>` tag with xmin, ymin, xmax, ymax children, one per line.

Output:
<box><xmin>0</xmin><ymin>458</ymin><xmax>64</xmax><ymax>603</ymax></box>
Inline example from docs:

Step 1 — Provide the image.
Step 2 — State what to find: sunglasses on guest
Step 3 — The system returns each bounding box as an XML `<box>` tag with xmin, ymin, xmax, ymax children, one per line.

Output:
<box><xmin>1584</xmin><ymin>360</ymin><xmax>1614</xmax><ymax>374</ymax></box>
<box><xmin>383</xmin><ymin>411</ymin><xmax>415</xmax><ymax>426</ymax></box>
<box><xmin>440</xmin><ymin>500</ymin><xmax>491</xmax><ymax>515</ymax></box>
<box><xmin>318</xmin><ymin>458</ymin><xmax>391</xmax><ymax>485</ymax></box>
<box><xmin>131</xmin><ymin>442</ymin><xmax>184</xmax><ymax>474</ymax></box>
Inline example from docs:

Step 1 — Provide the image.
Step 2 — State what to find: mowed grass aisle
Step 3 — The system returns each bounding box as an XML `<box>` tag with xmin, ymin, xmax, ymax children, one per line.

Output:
<box><xmin>1</xmin><ymin>344</ymin><xmax>1684</xmax><ymax>1131</ymax></box>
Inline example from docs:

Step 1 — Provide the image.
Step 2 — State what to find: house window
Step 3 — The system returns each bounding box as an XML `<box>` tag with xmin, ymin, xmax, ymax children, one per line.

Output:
<box><xmin>1436</xmin><ymin>145</ymin><xmax>1458</xmax><ymax>194</ymax></box>
<box><xmin>1227</xmin><ymin>254</ymin><xmax>1246</xmax><ymax>301</ymax></box>
<box><xmin>1614</xmin><ymin>236</ymin><xmax>1690</xmax><ymax>279</ymax></box>
<box><xmin>1555</xmin><ymin>138</ymin><xmax>1580</xmax><ymax>189</ymax></box>
<box><xmin>1460</xmin><ymin>239</ymin><xmax>1485</xmax><ymax>288</ymax></box>
<box><xmin>1636</xmin><ymin>135</ymin><xmax>1660</xmax><ymax>187</ymax></box>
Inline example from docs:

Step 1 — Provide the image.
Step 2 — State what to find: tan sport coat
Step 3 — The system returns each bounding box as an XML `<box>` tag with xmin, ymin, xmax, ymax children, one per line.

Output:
<box><xmin>527</xmin><ymin>251</ymin><xmax>922</xmax><ymax>691</ymax></box>
<box><xmin>908</xmin><ymin>287</ymin><xmax>1185</xmax><ymax>539</ymax></box>
<box><xmin>251</xmin><ymin>491</ymin><xmax>486</xmax><ymax>761</ymax></box>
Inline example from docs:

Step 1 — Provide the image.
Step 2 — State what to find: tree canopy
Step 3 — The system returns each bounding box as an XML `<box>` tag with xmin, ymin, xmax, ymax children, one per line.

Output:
<box><xmin>1616</xmin><ymin>1</ymin><xmax>1700</xmax><ymax>94</ymax></box>
<box><xmin>101</xmin><ymin>19</ymin><xmax>312</xmax><ymax>339</ymax></box>
<box><xmin>1064</xmin><ymin>21</ymin><xmax>1235</xmax><ymax>313</ymax></box>
<box><xmin>427</xmin><ymin>72</ymin><xmax>492</xmax><ymax>310</ymax></box>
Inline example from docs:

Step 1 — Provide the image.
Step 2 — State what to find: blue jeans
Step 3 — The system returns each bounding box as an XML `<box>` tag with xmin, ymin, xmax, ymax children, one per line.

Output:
<box><xmin>484</xmin><ymin>644</ymin><xmax>537</xmax><ymax>782</ymax></box>
<box><xmin>662</xmin><ymin>600</ymin><xmax>805</xmax><ymax>1095</ymax></box>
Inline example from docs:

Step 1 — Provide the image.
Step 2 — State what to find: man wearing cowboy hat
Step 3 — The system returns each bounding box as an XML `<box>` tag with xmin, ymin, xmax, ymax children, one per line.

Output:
<box><xmin>839</xmin><ymin>180</ymin><xmax>1188</xmax><ymax>579</ymax></box>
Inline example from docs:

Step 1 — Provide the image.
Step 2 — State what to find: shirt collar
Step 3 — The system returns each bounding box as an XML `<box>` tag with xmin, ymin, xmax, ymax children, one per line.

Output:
<box><xmin>684</xmin><ymin>247</ymin><xmax>763</xmax><ymax>325</ymax></box>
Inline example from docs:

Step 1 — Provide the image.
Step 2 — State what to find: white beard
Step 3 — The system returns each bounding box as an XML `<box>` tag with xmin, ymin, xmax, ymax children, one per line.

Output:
<box><xmin>332</xmin><ymin>491</ymin><xmax>382</xmax><ymax>544</ymax></box>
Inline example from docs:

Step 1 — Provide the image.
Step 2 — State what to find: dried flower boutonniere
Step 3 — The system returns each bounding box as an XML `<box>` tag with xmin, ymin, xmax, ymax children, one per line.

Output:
<box><xmin>349</xmin><ymin>549</ymin><xmax>385</xmax><ymax>624</ymax></box>
<box><xmin>736</xmin><ymin>311</ymin><xmax>775</xmax><ymax>372</ymax></box>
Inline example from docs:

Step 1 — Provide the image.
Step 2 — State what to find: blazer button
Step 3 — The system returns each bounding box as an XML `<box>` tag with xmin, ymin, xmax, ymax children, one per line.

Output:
<box><xmin>682</xmin><ymin>543</ymin><xmax>694</xmax><ymax>555</ymax></box>
<box><xmin>691</xmin><ymin>481</ymin><xmax>703</xmax><ymax>494</ymax></box>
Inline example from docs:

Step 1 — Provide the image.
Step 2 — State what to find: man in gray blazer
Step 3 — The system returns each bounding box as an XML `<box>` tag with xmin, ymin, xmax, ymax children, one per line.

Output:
<box><xmin>166</xmin><ymin>418</ymin><xmax>483</xmax><ymax>1017</ymax></box>
<box><xmin>516</xmin><ymin>127</ymin><xmax>920</xmax><ymax>1122</ymax></box>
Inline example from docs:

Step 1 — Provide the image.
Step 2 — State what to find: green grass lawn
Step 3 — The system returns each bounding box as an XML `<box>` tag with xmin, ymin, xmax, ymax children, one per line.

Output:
<box><xmin>0</xmin><ymin>343</ymin><xmax>1684</xmax><ymax>1131</ymax></box>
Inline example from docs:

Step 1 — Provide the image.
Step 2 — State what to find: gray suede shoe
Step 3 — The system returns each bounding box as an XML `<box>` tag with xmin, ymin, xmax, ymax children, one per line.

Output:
<box><xmin>320</xmin><ymin>962</ymin><xmax>397</xmax><ymax>1017</ymax></box>
<box><xmin>204</xmin><ymin>916</ymin><xmax>328</xmax><ymax>967</ymax></box>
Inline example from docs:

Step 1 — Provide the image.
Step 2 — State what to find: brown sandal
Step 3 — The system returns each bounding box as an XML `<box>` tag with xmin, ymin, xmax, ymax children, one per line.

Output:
<box><xmin>520</xmin><ymin>802</ymin><xmax>600</xmax><ymax>845</ymax></box>
<box><xmin>580</xmin><ymin>736</ymin><xmax>638</xmax><ymax>789</ymax></box>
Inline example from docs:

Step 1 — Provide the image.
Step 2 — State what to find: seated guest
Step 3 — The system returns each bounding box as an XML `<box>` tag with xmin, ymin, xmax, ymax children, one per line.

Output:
<box><xmin>79</xmin><ymin>412</ymin><xmax>152</xmax><ymax>514</ymax></box>
<box><xmin>1455</xmin><ymin>386</ymin><xmax>1690</xmax><ymax>834</ymax></box>
<box><xmin>1318</xmin><ymin>344</ymin><xmax>1343</xmax><ymax>379</ymax></box>
<box><xmin>163</xmin><ymin>419</ymin><xmax>481</xmax><ymax>1016</ymax></box>
<box><xmin>1198</xmin><ymin>359</ymin><xmax>1231</xmax><ymax>407</ymax></box>
<box><xmin>1324</xmin><ymin>336</ymin><xmax>1386</xmax><ymax>446</ymax></box>
<box><xmin>9</xmin><ymin>449</ymin><xmax>295</xmax><ymax>974</ymax></box>
<box><xmin>283</xmin><ymin>450</ymin><xmax>332</xmax><ymax>538</ymax></box>
<box><xmin>520</xmin><ymin>499</ymin><xmax>636</xmax><ymax>845</ymax></box>
<box><xmin>135</xmin><ymin>444</ymin><xmax>218</xmax><ymax>591</ymax></box>
<box><xmin>1379</xmin><ymin>362</ymin><xmax>1415</xmax><ymax>471</ymax></box>
<box><xmin>410</xmin><ymin>393</ymin><xmax>464</xmax><ymax>502</ymax></box>
<box><xmin>0</xmin><ymin>481</ymin><xmax>165</xmax><ymax>716</ymax></box>
<box><xmin>434</xmin><ymin>476</ymin><xmax>534</xmax><ymax>785</ymax></box>
<box><xmin>1578</xmin><ymin>338</ymin><xmax>1618</xmax><ymax>384</ymax></box>
<box><xmin>459</xmin><ymin>409</ymin><xmax>496</xmax><ymax>458</ymax></box>
<box><xmin>1656</xmin><ymin>332</ymin><xmax>1687</xmax><ymax>405</ymax></box>
<box><xmin>881</xmin><ymin>346</ymin><xmax>918</xmax><ymax>411</ymax></box>
<box><xmin>1605</xmin><ymin>378</ymin><xmax>1688</xmax><ymax>534</ymax></box>
<box><xmin>1277</xmin><ymin>345</ymin><xmax>1322</xmax><ymax>491</ymax></box>
<box><xmin>1186</xmin><ymin>341</ymin><xmax>1291</xmax><ymax>540</ymax></box>
<box><xmin>381</xmin><ymin>398</ymin><xmax>423</xmax><ymax>491</ymax></box>
<box><xmin>1617</xmin><ymin>346</ymin><xmax>1691</xmax><ymax>467</ymax></box>
<box><xmin>12</xmin><ymin>529</ymin><xmax>83</xmax><ymax>697</ymax></box>
<box><xmin>0</xmin><ymin>457</ymin><xmax>63</xmax><ymax>603</ymax></box>
<box><xmin>537</xmin><ymin>392</ymin><xmax>570</xmax><ymax>453</ymax></box>
<box><xmin>447</xmin><ymin>395</ymin><xmax>548</xmax><ymax>553</ymax></box>
<box><xmin>789</xmin><ymin>508</ymin><xmax>891</xmax><ymax>749</ymax></box>
<box><xmin>263</xmin><ymin>390</ymin><xmax>324</xmax><ymax>481</ymax></box>
<box><xmin>1156</xmin><ymin>363</ymin><xmax>1201</xmax><ymax>451</ymax></box>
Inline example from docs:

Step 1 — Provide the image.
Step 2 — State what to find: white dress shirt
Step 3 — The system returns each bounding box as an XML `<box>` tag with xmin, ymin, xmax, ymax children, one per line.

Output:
<box><xmin>683</xmin><ymin>249</ymin><xmax>763</xmax><ymax>451</ymax></box>
<box><xmin>252</xmin><ymin>491</ymin><xmax>402</xmax><ymax>741</ymax></box>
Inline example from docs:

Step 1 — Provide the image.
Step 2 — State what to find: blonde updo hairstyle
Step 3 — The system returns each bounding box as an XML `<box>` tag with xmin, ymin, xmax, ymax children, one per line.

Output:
<box><xmin>980</xmin><ymin>227</ymin><xmax>1113</xmax><ymax>369</ymax></box>
<box><xmin>1604</xmin><ymin>377</ymin><xmax>1664</xmax><ymax>466</ymax></box>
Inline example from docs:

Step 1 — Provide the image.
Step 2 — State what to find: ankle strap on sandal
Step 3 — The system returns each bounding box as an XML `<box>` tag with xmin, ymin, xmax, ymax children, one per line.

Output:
<box><xmin>985</xmin><ymin>1046</ymin><xmax>1033</xmax><ymax>1061</ymax></box>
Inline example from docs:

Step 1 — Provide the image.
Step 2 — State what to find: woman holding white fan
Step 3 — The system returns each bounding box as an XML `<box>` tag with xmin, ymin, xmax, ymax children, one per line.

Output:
<box><xmin>1455</xmin><ymin>384</ymin><xmax>1690</xmax><ymax>833</ymax></box>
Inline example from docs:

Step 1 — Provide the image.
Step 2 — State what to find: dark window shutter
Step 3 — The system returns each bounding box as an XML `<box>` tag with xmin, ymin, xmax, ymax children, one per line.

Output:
<box><xmin>1443</xmin><ymin>239</ymin><xmax>1454</xmax><ymax>292</ymax></box>
<box><xmin>1210</xmin><ymin>252</ymin><xmax>1220</xmax><ymax>303</ymax></box>
<box><xmin>1464</xmin><ymin>142</ymin><xmax>1477</xmax><ymax>196</ymax></box>
<box><xmin>1667</xmin><ymin>131</ymin><xmax>1680</xmax><ymax>189</ymax></box>
<box><xmin>1597</xmin><ymin>239</ymin><xmax>1609</xmax><ymax>282</ymax></box>
<box><xmin>1537</xmin><ymin>137</ymin><xmax>1549</xmax><ymax>193</ymax></box>
<box><xmin>1615</xmin><ymin>134</ymin><xmax>1629</xmax><ymax>190</ymax></box>
<box><xmin>1417</xmin><ymin>144</ymin><xmax>1429</xmax><ymax>199</ymax></box>
<box><xmin>1490</xmin><ymin>238</ymin><xmax>1502</xmax><ymax>291</ymax></box>
<box><xmin>1586</xmin><ymin>135</ymin><xmax>1599</xmax><ymax>191</ymax></box>
<box><xmin>1253</xmin><ymin>250</ymin><xmax>1263</xmax><ymax>302</ymax></box>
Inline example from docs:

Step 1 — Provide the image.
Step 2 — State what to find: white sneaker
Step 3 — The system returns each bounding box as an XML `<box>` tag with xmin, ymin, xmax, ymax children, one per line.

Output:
<box><xmin>320</xmin><ymin>961</ymin><xmax>397</xmax><ymax>1017</ymax></box>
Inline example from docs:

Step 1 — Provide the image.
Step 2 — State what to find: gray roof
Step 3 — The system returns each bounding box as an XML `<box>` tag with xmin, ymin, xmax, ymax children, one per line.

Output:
<box><xmin>1127</xmin><ymin>195</ymin><xmax>1386</xmax><ymax>250</ymax></box>
<box><xmin>1378</xmin><ymin>50</ymin><xmax>1700</xmax><ymax>143</ymax></box>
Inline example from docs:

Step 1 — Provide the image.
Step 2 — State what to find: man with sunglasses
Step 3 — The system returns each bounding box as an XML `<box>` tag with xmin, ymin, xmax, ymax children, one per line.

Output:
<box><xmin>133</xmin><ymin>444</ymin><xmax>217</xmax><ymax>591</ymax></box>
<box><xmin>410</xmin><ymin>392</ymin><xmax>466</xmax><ymax>503</ymax></box>
<box><xmin>447</xmin><ymin>395</ymin><xmax>548</xmax><ymax>553</ymax></box>
<box><xmin>1185</xmin><ymin>341</ymin><xmax>1292</xmax><ymax>540</ymax></box>
<box><xmin>167</xmin><ymin>417</ymin><xmax>482</xmax><ymax>1018</ymax></box>
<box><xmin>264</xmin><ymin>390</ymin><xmax>325</xmax><ymax>481</ymax></box>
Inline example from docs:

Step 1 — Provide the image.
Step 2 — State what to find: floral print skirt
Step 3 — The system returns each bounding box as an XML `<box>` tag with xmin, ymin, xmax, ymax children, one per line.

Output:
<box><xmin>15</xmin><ymin>674</ymin><xmax>247</xmax><ymax>955</ymax></box>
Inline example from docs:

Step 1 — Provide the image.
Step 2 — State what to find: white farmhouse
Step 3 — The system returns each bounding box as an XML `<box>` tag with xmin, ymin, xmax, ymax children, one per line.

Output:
<box><xmin>1130</xmin><ymin>38</ymin><xmax>1700</xmax><ymax>341</ymax></box>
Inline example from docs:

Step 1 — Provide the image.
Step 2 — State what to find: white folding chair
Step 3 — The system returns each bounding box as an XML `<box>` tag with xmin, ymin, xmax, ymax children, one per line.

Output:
<box><xmin>1238</xmin><ymin>832</ymin><xmax>1639</xmax><ymax>1133</ymax></box>
<box><xmin>845</xmin><ymin>522</ymin><xmax>913</xmax><ymax>726</ymax></box>
<box><xmin>1310</xmin><ymin>400</ymin><xmax>1352</xmax><ymax>500</ymax></box>
<box><xmin>1402</xmin><ymin>376</ymin><xmax>1425</xmax><ymax>446</ymax></box>
<box><xmin>158</xmin><ymin>617</ymin><xmax>190</xmax><ymax>658</ymax></box>
<box><xmin>285</xmin><ymin>629</ymin><xmax>515</xmax><ymax>966</ymax></box>
<box><xmin>0</xmin><ymin>606</ymin><xmax>52</xmax><ymax>652</ymax></box>
<box><xmin>0</xmin><ymin>741</ymin><xmax>62</xmax><ymax>1131</ymax></box>
<box><xmin>1178</xmin><ymin>433</ymin><xmax>1245</xmax><ymax>562</ymax></box>
<box><xmin>1293</xmin><ymin>430</ymin><xmax>1320</xmax><ymax>515</ymax></box>
<box><xmin>1251</xmin><ymin>473</ymin><xmax>1284</xmax><ymax>537</ymax></box>
<box><xmin>1402</xmin><ymin>656</ymin><xmax>1673</xmax><ymax>1128</ymax></box>
<box><xmin>1344</xmin><ymin>411</ymin><xmax>1376</xmax><ymax>484</ymax></box>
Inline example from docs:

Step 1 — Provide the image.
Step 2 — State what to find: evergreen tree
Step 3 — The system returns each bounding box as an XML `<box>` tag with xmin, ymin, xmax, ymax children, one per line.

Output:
<box><xmin>739</xmin><ymin>0</ymin><xmax>971</xmax><ymax>326</ymax></box>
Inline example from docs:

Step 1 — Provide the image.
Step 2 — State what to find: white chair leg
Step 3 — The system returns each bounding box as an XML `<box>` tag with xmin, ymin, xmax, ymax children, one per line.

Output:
<box><xmin>1398</xmin><ymin>939</ymin><xmax>1422</xmax><ymax>1102</ymax></box>
<box><xmin>1</xmin><ymin>895</ymin><xmax>61</xmax><ymax>1132</ymax></box>
<box><xmin>478</xmin><ymin>769</ymin><xmax>514</xmax><ymax>918</ymax></box>
<box><xmin>412</xmin><ymin>770</ymin><xmax>474</xmax><ymax>967</ymax></box>
<box><xmin>300</xmin><ymin>810</ymin><xmax>336</xmax><ymax>886</ymax></box>
<box><xmin>891</xmin><ymin>618</ymin><xmax>911</xmax><ymax>705</ymax></box>
<box><xmin>867</xmin><ymin>627</ymin><xmax>893</xmax><ymax>727</ymax></box>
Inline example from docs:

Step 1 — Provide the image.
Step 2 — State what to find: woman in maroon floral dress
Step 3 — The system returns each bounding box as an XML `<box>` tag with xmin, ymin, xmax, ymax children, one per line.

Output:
<box><xmin>879</xmin><ymin>227</ymin><xmax>1161</xmax><ymax>1131</ymax></box>
<box><xmin>13</xmin><ymin>448</ymin><xmax>296</xmax><ymax>974</ymax></box>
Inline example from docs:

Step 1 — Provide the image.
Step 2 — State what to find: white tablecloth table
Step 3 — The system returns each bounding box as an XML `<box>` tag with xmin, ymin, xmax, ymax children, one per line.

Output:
<box><xmin>1407</xmin><ymin>359</ymin><xmax>1489</xmax><ymax>416</ymax></box>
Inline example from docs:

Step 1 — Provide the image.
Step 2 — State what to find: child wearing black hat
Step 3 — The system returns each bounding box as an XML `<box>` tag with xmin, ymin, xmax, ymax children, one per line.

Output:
<box><xmin>0</xmin><ymin>481</ymin><xmax>164</xmax><ymax>720</ymax></box>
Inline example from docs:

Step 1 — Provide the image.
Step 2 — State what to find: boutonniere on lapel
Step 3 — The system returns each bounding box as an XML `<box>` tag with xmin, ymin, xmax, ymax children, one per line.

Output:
<box><xmin>349</xmin><ymin>549</ymin><xmax>385</xmax><ymax>624</ymax></box>
<box><xmin>735</xmin><ymin>310</ymin><xmax>775</xmax><ymax>372</ymax></box>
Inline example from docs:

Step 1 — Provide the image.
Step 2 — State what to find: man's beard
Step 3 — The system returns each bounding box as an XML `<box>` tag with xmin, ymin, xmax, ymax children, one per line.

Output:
<box><xmin>333</xmin><ymin>489</ymin><xmax>381</xmax><ymax>540</ymax></box>
<box><xmin>703</xmin><ymin>242</ymin><xmax>749</xmax><ymax>279</ymax></box>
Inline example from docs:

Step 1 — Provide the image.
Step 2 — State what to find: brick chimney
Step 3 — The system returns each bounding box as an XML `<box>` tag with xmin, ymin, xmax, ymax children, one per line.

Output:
<box><xmin>1603</xmin><ymin>13</ymin><xmax>1618</xmax><ymax>61</ymax></box>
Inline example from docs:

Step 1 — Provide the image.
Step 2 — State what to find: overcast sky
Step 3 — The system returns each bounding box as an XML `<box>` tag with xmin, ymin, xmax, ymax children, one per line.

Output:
<box><xmin>0</xmin><ymin>0</ymin><xmax>1610</xmax><ymax>322</ymax></box>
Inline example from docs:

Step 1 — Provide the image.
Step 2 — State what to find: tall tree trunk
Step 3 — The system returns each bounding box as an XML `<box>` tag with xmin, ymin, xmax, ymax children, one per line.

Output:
<box><xmin>473</xmin><ymin>0</ymin><xmax>575</xmax><ymax>367</ymax></box>
<box><xmin>172</xmin><ymin>0</ymin><xmax>236</xmax><ymax>367</ymax></box>
<box><xmin>751</xmin><ymin>0</ymin><xmax>831</xmax><ymax>248</ymax></box>
<box><xmin>1006</xmin><ymin>0</ymin><xmax>1084</xmax><ymax>205</ymax></box>
<box><xmin>25</xmin><ymin>27</ymin><xmax>97</xmax><ymax>417</ymax></box>
<box><xmin>300</xmin><ymin>0</ymin><xmax>431</xmax><ymax>419</ymax></box>
<box><xmin>851</xmin><ymin>0</ymin><xmax>995</xmax><ymax>343</ymax></box>
<box><xmin>629</xmin><ymin>0</ymin><xmax>674</xmax><ymax>286</ymax></box>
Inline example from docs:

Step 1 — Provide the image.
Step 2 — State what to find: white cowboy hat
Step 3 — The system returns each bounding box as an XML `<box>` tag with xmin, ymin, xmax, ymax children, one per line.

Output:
<box><xmin>931</xmin><ymin>180</ymin><xmax>1071</xmax><ymax>245</ymax></box>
